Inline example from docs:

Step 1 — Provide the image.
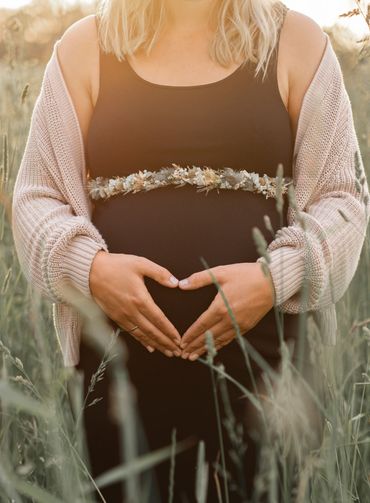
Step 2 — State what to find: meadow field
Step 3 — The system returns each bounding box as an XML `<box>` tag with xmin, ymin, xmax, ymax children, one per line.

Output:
<box><xmin>0</xmin><ymin>1</ymin><xmax>369</xmax><ymax>502</ymax></box>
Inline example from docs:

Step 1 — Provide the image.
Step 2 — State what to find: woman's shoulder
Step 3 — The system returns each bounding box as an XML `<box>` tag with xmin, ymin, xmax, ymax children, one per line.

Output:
<box><xmin>56</xmin><ymin>14</ymin><xmax>99</xmax><ymax>147</ymax></box>
<box><xmin>281</xmin><ymin>8</ymin><xmax>328</xmax><ymax>140</ymax></box>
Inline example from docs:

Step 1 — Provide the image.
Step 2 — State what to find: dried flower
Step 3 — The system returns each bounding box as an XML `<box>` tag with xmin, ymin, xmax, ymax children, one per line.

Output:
<box><xmin>87</xmin><ymin>163</ymin><xmax>293</xmax><ymax>201</ymax></box>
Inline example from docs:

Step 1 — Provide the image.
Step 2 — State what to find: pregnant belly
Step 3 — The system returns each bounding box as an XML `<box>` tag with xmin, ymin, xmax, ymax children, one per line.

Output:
<box><xmin>91</xmin><ymin>186</ymin><xmax>299</xmax><ymax>358</ymax></box>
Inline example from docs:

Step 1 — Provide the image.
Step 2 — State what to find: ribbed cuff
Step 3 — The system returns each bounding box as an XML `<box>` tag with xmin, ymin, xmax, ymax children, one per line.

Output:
<box><xmin>257</xmin><ymin>246</ymin><xmax>305</xmax><ymax>306</ymax></box>
<box><xmin>61</xmin><ymin>235</ymin><xmax>108</xmax><ymax>299</ymax></box>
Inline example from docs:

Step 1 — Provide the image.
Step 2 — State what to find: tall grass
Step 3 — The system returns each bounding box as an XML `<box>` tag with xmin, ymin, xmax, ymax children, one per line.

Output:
<box><xmin>0</xmin><ymin>2</ymin><xmax>369</xmax><ymax>502</ymax></box>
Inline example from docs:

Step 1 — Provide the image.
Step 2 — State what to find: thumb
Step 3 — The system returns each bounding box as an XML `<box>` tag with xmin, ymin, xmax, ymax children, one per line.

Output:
<box><xmin>178</xmin><ymin>267</ymin><xmax>218</xmax><ymax>290</ymax></box>
<box><xmin>139</xmin><ymin>257</ymin><xmax>179</xmax><ymax>288</ymax></box>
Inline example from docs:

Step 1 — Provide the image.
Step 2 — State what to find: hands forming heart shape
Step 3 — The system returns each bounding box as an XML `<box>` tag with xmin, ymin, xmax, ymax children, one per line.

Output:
<box><xmin>173</xmin><ymin>261</ymin><xmax>275</xmax><ymax>361</ymax></box>
<box><xmin>90</xmin><ymin>252</ymin><xmax>275</xmax><ymax>362</ymax></box>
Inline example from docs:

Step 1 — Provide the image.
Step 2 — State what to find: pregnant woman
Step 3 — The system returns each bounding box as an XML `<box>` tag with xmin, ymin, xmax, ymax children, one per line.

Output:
<box><xmin>63</xmin><ymin>1</ymin><xmax>317</xmax><ymax>500</ymax></box>
<box><xmin>12</xmin><ymin>0</ymin><xmax>370</xmax><ymax>501</ymax></box>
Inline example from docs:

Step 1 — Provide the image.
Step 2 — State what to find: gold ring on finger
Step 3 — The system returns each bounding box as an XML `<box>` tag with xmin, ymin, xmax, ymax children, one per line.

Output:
<box><xmin>128</xmin><ymin>325</ymin><xmax>140</xmax><ymax>333</ymax></box>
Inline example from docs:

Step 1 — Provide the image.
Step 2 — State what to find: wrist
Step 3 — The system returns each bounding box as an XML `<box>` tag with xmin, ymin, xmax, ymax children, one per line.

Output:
<box><xmin>59</xmin><ymin>236</ymin><xmax>109</xmax><ymax>301</ymax></box>
<box><xmin>256</xmin><ymin>259</ymin><xmax>276</xmax><ymax>307</ymax></box>
<box><xmin>89</xmin><ymin>249</ymin><xmax>109</xmax><ymax>296</ymax></box>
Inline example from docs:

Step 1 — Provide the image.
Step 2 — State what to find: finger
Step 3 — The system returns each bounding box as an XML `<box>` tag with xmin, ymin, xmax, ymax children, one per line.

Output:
<box><xmin>180</xmin><ymin>297</ymin><xmax>221</xmax><ymax>347</ymax></box>
<box><xmin>140</xmin><ymin>293</ymin><xmax>182</xmax><ymax>345</ymax></box>
<box><xmin>129</xmin><ymin>327</ymin><xmax>176</xmax><ymax>357</ymax></box>
<box><xmin>178</xmin><ymin>265</ymin><xmax>224</xmax><ymax>290</ymax></box>
<box><xmin>118</xmin><ymin>316</ymin><xmax>158</xmax><ymax>349</ymax></box>
<box><xmin>133</xmin><ymin>310</ymin><xmax>182</xmax><ymax>355</ymax></box>
<box><xmin>185</xmin><ymin>328</ymin><xmax>236</xmax><ymax>361</ymax></box>
<box><xmin>123</xmin><ymin>326</ymin><xmax>157</xmax><ymax>354</ymax></box>
<box><xmin>138</xmin><ymin>256</ymin><xmax>179</xmax><ymax>288</ymax></box>
<box><xmin>182</xmin><ymin>320</ymin><xmax>229</xmax><ymax>355</ymax></box>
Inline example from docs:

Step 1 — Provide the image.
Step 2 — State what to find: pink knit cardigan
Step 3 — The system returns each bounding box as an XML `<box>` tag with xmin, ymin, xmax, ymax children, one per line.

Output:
<box><xmin>12</xmin><ymin>33</ymin><xmax>370</xmax><ymax>367</ymax></box>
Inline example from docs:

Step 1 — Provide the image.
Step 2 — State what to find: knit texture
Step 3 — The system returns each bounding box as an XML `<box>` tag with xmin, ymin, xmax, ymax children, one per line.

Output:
<box><xmin>11</xmin><ymin>33</ymin><xmax>370</xmax><ymax>367</ymax></box>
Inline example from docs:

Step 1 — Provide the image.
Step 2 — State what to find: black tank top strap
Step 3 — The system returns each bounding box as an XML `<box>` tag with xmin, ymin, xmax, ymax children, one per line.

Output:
<box><xmin>272</xmin><ymin>2</ymin><xmax>289</xmax><ymax>62</ymax></box>
<box><xmin>260</xmin><ymin>1</ymin><xmax>288</xmax><ymax>85</ymax></box>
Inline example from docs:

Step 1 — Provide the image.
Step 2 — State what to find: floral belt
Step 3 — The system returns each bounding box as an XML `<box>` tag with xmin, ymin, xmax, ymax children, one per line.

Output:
<box><xmin>87</xmin><ymin>163</ymin><xmax>293</xmax><ymax>201</ymax></box>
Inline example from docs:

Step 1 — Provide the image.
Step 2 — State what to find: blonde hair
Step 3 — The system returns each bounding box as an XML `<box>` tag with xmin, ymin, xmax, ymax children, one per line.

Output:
<box><xmin>95</xmin><ymin>0</ymin><xmax>288</xmax><ymax>82</ymax></box>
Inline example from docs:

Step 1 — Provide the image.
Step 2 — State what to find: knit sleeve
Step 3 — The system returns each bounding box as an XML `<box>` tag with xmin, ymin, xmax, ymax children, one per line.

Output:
<box><xmin>11</xmin><ymin>73</ymin><xmax>109</xmax><ymax>305</ymax></box>
<box><xmin>256</xmin><ymin>55</ymin><xmax>370</xmax><ymax>313</ymax></box>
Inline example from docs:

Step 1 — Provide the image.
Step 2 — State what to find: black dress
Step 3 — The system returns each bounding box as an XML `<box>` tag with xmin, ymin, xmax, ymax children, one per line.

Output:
<box><xmin>72</xmin><ymin>4</ymin><xmax>323</xmax><ymax>502</ymax></box>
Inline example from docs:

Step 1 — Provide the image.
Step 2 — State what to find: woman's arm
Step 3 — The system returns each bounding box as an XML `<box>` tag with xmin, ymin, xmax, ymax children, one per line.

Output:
<box><xmin>56</xmin><ymin>14</ymin><xmax>99</xmax><ymax>148</ymax></box>
<box><xmin>11</xmin><ymin>15</ymin><xmax>107</xmax><ymax>305</ymax></box>
<box><xmin>257</xmin><ymin>13</ymin><xmax>370</xmax><ymax>313</ymax></box>
<box><xmin>282</xmin><ymin>10</ymin><xmax>328</xmax><ymax>143</ymax></box>
<box><xmin>11</xmin><ymin>17</ymin><xmax>184</xmax><ymax>355</ymax></box>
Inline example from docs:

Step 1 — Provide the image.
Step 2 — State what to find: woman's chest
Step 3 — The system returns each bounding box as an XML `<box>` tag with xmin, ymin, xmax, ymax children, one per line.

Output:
<box><xmin>86</xmin><ymin>81</ymin><xmax>294</xmax><ymax>180</ymax></box>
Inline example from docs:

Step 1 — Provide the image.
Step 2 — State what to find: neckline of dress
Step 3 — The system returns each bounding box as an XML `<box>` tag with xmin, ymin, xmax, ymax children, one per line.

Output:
<box><xmin>123</xmin><ymin>56</ymin><xmax>246</xmax><ymax>90</ymax></box>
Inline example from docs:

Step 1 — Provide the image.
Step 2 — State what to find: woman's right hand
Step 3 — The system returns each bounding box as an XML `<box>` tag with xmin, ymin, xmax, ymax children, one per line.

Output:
<box><xmin>89</xmin><ymin>251</ymin><xmax>182</xmax><ymax>357</ymax></box>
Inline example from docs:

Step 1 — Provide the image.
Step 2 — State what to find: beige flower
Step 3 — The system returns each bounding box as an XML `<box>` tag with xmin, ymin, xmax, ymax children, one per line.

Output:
<box><xmin>201</xmin><ymin>167</ymin><xmax>219</xmax><ymax>186</ymax></box>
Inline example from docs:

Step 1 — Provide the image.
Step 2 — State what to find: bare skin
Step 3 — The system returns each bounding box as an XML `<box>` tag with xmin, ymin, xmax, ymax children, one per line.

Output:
<box><xmin>56</xmin><ymin>4</ymin><xmax>327</xmax><ymax>359</ymax></box>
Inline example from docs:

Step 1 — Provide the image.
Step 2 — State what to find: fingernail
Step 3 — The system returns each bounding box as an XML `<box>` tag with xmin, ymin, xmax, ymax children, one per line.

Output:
<box><xmin>189</xmin><ymin>353</ymin><xmax>199</xmax><ymax>361</ymax></box>
<box><xmin>146</xmin><ymin>345</ymin><xmax>155</xmax><ymax>353</ymax></box>
<box><xmin>165</xmin><ymin>350</ymin><xmax>174</xmax><ymax>357</ymax></box>
<box><xmin>174</xmin><ymin>350</ymin><xmax>181</xmax><ymax>357</ymax></box>
<box><xmin>181</xmin><ymin>352</ymin><xmax>189</xmax><ymax>359</ymax></box>
<box><xmin>169</xmin><ymin>275</ymin><xmax>179</xmax><ymax>285</ymax></box>
<box><xmin>179</xmin><ymin>279</ymin><xmax>189</xmax><ymax>287</ymax></box>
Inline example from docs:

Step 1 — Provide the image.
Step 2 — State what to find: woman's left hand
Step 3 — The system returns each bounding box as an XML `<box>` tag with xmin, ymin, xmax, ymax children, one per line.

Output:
<box><xmin>178</xmin><ymin>262</ymin><xmax>275</xmax><ymax>361</ymax></box>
